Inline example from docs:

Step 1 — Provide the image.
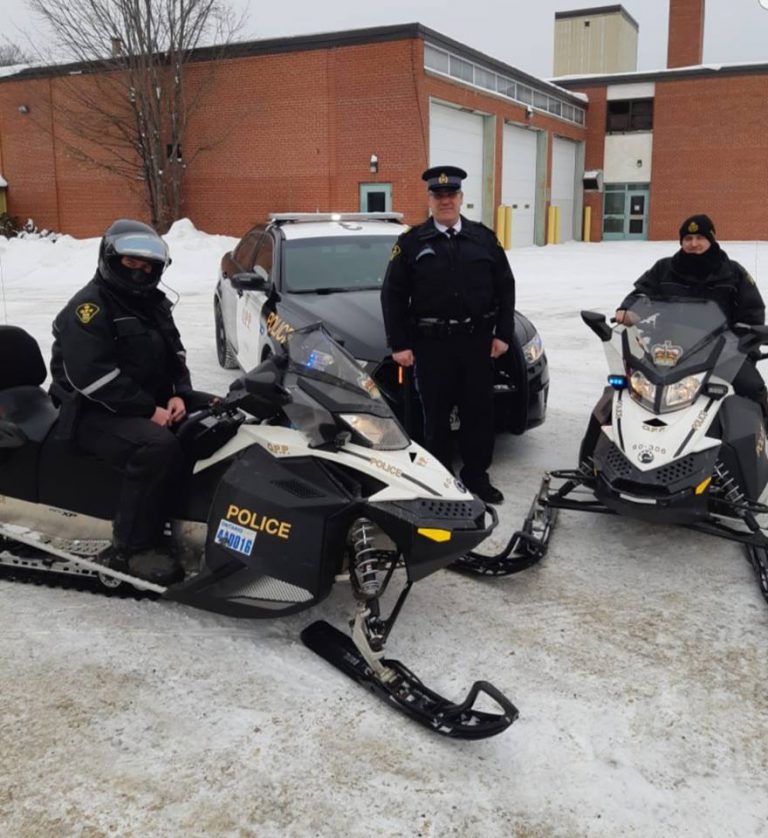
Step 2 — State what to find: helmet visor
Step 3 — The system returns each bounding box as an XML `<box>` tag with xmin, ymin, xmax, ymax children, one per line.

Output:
<box><xmin>111</xmin><ymin>233</ymin><xmax>169</xmax><ymax>267</ymax></box>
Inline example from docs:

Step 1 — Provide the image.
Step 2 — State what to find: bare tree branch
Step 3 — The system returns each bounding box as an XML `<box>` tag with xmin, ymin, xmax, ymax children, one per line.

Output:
<box><xmin>27</xmin><ymin>0</ymin><xmax>245</xmax><ymax>230</ymax></box>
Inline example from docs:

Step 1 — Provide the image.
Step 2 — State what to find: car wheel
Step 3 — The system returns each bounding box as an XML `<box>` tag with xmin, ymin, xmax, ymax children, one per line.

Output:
<box><xmin>214</xmin><ymin>300</ymin><xmax>238</xmax><ymax>369</ymax></box>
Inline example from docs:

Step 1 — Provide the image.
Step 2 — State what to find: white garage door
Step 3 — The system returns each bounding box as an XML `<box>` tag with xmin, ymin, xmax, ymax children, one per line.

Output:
<box><xmin>501</xmin><ymin>124</ymin><xmax>538</xmax><ymax>247</ymax></box>
<box><xmin>429</xmin><ymin>102</ymin><xmax>484</xmax><ymax>222</ymax></box>
<box><xmin>552</xmin><ymin>136</ymin><xmax>578</xmax><ymax>241</ymax></box>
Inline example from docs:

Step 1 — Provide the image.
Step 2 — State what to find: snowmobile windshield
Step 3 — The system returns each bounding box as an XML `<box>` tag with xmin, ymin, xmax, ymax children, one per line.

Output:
<box><xmin>624</xmin><ymin>298</ymin><xmax>729</xmax><ymax>378</ymax></box>
<box><xmin>622</xmin><ymin>298</ymin><xmax>746</xmax><ymax>414</ymax></box>
<box><xmin>279</xmin><ymin>324</ymin><xmax>409</xmax><ymax>450</ymax></box>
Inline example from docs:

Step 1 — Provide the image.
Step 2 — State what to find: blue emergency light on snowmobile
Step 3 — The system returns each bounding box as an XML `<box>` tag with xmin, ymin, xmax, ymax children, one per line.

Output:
<box><xmin>608</xmin><ymin>374</ymin><xmax>628</xmax><ymax>390</ymax></box>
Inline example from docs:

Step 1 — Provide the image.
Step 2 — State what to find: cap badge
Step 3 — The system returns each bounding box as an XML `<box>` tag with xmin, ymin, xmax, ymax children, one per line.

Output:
<box><xmin>76</xmin><ymin>303</ymin><xmax>100</xmax><ymax>324</ymax></box>
<box><xmin>438</xmin><ymin>173</ymin><xmax>449</xmax><ymax>184</ymax></box>
<box><xmin>687</xmin><ymin>221</ymin><xmax>699</xmax><ymax>233</ymax></box>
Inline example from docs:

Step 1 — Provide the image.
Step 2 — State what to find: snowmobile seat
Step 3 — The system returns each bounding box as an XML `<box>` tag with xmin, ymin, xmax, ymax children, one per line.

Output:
<box><xmin>0</xmin><ymin>326</ymin><xmax>58</xmax><ymax>448</ymax></box>
<box><xmin>0</xmin><ymin>326</ymin><xmax>59</xmax><ymax>501</ymax></box>
<box><xmin>0</xmin><ymin>325</ymin><xmax>47</xmax><ymax>390</ymax></box>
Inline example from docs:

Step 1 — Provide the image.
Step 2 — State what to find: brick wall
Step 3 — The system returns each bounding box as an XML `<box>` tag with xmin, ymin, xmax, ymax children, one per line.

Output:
<box><xmin>667</xmin><ymin>0</ymin><xmax>705</xmax><ymax>69</ymax></box>
<box><xmin>650</xmin><ymin>75</ymin><xmax>768</xmax><ymax>241</ymax></box>
<box><xmin>0</xmin><ymin>35</ymin><xmax>588</xmax><ymax>238</ymax></box>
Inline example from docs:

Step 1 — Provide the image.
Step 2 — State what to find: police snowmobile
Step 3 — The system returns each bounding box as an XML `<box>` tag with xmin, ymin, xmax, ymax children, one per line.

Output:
<box><xmin>522</xmin><ymin>297</ymin><xmax>768</xmax><ymax>604</ymax></box>
<box><xmin>0</xmin><ymin>322</ymin><xmax>519</xmax><ymax>739</ymax></box>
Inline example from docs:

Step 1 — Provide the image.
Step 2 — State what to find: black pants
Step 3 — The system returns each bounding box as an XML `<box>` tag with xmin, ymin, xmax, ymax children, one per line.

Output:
<box><xmin>75</xmin><ymin>410</ymin><xmax>186</xmax><ymax>551</ymax></box>
<box><xmin>414</xmin><ymin>330</ymin><xmax>495</xmax><ymax>486</ymax></box>
<box><xmin>733</xmin><ymin>359</ymin><xmax>768</xmax><ymax>411</ymax></box>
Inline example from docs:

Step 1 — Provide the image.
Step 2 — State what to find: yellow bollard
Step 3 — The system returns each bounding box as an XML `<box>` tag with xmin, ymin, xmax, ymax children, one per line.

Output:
<box><xmin>546</xmin><ymin>205</ymin><xmax>555</xmax><ymax>244</ymax></box>
<box><xmin>554</xmin><ymin>206</ymin><xmax>561</xmax><ymax>244</ymax></box>
<box><xmin>496</xmin><ymin>205</ymin><xmax>506</xmax><ymax>246</ymax></box>
<box><xmin>504</xmin><ymin>205</ymin><xmax>513</xmax><ymax>249</ymax></box>
<box><xmin>583</xmin><ymin>206</ymin><xmax>592</xmax><ymax>242</ymax></box>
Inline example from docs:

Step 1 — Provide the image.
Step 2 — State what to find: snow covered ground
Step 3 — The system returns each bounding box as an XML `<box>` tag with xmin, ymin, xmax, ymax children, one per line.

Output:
<box><xmin>1</xmin><ymin>224</ymin><xmax>767</xmax><ymax>837</ymax></box>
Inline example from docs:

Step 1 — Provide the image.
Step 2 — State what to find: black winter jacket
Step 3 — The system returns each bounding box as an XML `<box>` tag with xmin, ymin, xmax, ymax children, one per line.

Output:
<box><xmin>50</xmin><ymin>273</ymin><xmax>192</xmax><ymax>417</ymax></box>
<box><xmin>381</xmin><ymin>216</ymin><xmax>516</xmax><ymax>351</ymax></box>
<box><xmin>620</xmin><ymin>247</ymin><xmax>764</xmax><ymax>326</ymax></box>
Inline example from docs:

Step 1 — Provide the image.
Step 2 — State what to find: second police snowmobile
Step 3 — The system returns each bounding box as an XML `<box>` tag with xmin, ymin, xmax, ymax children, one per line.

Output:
<box><xmin>522</xmin><ymin>297</ymin><xmax>768</xmax><ymax>604</ymax></box>
<box><xmin>0</xmin><ymin>322</ymin><xmax>522</xmax><ymax>739</ymax></box>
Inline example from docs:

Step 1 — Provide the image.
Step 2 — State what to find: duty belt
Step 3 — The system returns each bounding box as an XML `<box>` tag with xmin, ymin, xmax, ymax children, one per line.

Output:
<box><xmin>414</xmin><ymin>312</ymin><xmax>496</xmax><ymax>337</ymax></box>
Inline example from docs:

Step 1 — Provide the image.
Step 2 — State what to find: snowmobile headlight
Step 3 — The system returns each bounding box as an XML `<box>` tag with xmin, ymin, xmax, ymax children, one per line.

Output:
<box><xmin>339</xmin><ymin>413</ymin><xmax>409</xmax><ymax>450</ymax></box>
<box><xmin>522</xmin><ymin>332</ymin><xmax>544</xmax><ymax>364</ymax></box>
<box><xmin>663</xmin><ymin>374</ymin><xmax>705</xmax><ymax>409</ymax></box>
<box><xmin>629</xmin><ymin>370</ymin><xmax>656</xmax><ymax>407</ymax></box>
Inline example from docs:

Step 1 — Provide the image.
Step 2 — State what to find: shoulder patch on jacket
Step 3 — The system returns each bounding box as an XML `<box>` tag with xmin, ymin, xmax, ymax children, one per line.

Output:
<box><xmin>75</xmin><ymin>302</ymin><xmax>100</xmax><ymax>324</ymax></box>
<box><xmin>389</xmin><ymin>244</ymin><xmax>401</xmax><ymax>262</ymax></box>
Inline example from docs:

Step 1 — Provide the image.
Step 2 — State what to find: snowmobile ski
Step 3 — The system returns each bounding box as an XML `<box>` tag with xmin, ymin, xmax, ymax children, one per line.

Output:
<box><xmin>301</xmin><ymin>619</ymin><xmax>519</xmax><ymax>739</ymax></box>
<box><xmin>452</xmin><ymin>477</ymin><xmax>557</xmax><ymax>576</ymax></box>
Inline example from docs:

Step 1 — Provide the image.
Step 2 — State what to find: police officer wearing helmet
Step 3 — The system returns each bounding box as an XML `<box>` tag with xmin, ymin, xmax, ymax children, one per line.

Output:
<box><xmin>381</xmin><ymin>166</ymin><xmax>516</xmax><ymax>504</ymax></box>
<box><xmin>50</xmin><ymin>219</ymin><xmax>193</xmax><ymax>584</ymax></box>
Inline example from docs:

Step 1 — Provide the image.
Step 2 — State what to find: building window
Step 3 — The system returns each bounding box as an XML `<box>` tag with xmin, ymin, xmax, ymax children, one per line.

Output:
<box><xmin>423</xmin><ymin>42</ymin><xmax>585</xmax><ymax>126</ymax></box>
<box><xmin>606</xmin><ymin>99</ymin><xmax>654</xmax><ymax>132</ymax></box>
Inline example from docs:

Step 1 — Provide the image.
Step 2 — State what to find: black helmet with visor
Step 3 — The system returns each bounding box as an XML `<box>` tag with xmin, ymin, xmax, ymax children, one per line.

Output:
<box><xmin>98</xmin><ymin>219</ymin><xmax>170</xmax><ymax>296</ymax></box>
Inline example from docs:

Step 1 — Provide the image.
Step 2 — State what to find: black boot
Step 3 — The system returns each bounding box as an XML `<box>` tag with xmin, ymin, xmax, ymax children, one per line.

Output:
<box><xmin>100</xmin><ymin>544</ymin><xmax>184</xmax><ymax>586</ymax></box>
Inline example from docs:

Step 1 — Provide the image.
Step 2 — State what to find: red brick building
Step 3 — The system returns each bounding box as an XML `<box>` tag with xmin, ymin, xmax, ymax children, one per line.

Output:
<box><xmin>0</xmin><ymin>25</ymin><xmax>587</xmax><ymax>242</ymax></box>
<box><xmin>1</xmin><ymin>1</ymin><xmax>766</xmax><ymax>243</ymax></box>
<box><xmin>556</xmin><ymin>0</ymin><xmax>768</xmax><ymax>242</ymax></box>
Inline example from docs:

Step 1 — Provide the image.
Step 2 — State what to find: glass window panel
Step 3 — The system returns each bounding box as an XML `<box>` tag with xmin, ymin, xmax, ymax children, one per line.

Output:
<box><xmin>450</xmin><ymin>55</ymin><xmax>473</xmax><ymax>82</ymax></box>
<box><xmin>603</xmin><ymin>217</ymin><xmax>624</xmax><ymax>234</ymax></box>
<box><xmin>630</xmin><ymin>196</ymin><xmax>645</xmax><ymax>214</ymax></box>
<box><xmin>604</xmin><ymin>192</ymin><xmax>625</xmax><ymax>214</ymax></box>
<box><xmin>516</xmin><ymin>85</ymin><xmax>532</xmax><ymax>104</ymax></box>
<box><xmin>475</xmin><ymin>67</ymin><xmax>496</xmax><ymax>90</ymax></box>
<box><xmin>534</xmin><ymin>91</ymin><xmax>548</xmax><ymax>109</ymax></box>
<box><xmin>498</xmin><ymin>78</ymin><xmax>516</xmax><ymax>98</ymax></box>
<box><xmin>630</xmin><ymin>99</ymin><xmax>653</xmax><ymax>130</ymax></box>
<box><xmin>548</xmin><ymin>99</ymin><xmax>561</xmax><ymax>116</ymax></box>
<box><xmin>629</xmin><ymin>219</ymin><xmax>644</xmax><ymax>234</ymax></box>
<box><xmin>424</xmin><ymin>45</ymin><xmax>449</xmax><ymax>73</ymax></box>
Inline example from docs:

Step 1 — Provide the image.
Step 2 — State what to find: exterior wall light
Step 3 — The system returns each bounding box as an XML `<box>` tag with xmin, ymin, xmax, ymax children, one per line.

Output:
<box><xmin>18</xmin><ymin>104</ymin><xmax>30</xmax><ymax>114</ymax></box>
<box><xmin>369</xmin><ymin>154</ymin><xmax>378</xmax><ymax>174</ymax></box>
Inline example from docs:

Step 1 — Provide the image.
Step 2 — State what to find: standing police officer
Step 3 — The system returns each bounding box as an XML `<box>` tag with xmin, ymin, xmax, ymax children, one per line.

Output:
<box><xmin>381</xmin><ymin>166</ymin><xmax>515</xmax><ymax>504</ymax></box>
<box><xmin>50</xmin><ymin>219</ymin><xmax>192</xmax><ymax>585</ymax></box>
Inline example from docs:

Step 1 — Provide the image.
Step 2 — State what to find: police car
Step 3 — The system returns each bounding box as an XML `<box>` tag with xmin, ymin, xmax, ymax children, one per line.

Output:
<box><xmin>213</xmin><ymin>212</ymin><xmax>548</xmax><ymax>434</ymax></box>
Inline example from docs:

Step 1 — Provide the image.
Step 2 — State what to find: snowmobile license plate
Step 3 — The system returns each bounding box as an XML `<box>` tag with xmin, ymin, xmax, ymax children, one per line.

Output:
<box><xmin>215</xmin><ymin>519</ymin><xmax>255</xmax><ymax>557</ymax></box>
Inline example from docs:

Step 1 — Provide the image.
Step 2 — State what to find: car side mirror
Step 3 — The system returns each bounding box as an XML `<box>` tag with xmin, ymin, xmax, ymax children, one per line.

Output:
<box><xmin>581</xmin><ymin>310</ymin><xmax>612</xmax><ymax>342</ymax></box>
<box><xmin>231</xmin><ymin>269</ymin><xmax>272</xmax><ymax>293</ymax></box>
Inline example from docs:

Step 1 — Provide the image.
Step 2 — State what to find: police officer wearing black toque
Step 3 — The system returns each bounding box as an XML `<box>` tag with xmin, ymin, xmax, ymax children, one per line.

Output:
<box><xmin>616</xmin><ymin>213</ymin><xmax>768</xmax><ymax>415</ymax></box>
<box><xmin>381</xmin><ymin>166</ymin><xmax>515</xmax><ymax>504</ymax></box>
<box><xmin>50</xmin><ymin>219</ymin><xmax>193</xmax><ymax>585</ymax></box>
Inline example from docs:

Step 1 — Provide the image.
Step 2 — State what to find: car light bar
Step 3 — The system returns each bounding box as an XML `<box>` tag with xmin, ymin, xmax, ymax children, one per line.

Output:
<box><xmin>269</xmin><ymin>212</ymin><xmax>404</xmax><ymax>224</ymax></box>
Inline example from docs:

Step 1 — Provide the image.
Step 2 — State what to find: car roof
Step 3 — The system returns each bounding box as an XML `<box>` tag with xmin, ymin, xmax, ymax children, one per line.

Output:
<box><xmin>268</xmin><ymin>213</ymin><xmax>408</xmax><ymax>241</ymax></box>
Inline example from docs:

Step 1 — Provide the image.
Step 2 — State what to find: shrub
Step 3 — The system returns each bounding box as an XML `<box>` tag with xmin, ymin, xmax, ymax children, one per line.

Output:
<box><xmin>0</xmin><ymin>212</ymin><xmax>20</xmax><ymax>238</ymax></box>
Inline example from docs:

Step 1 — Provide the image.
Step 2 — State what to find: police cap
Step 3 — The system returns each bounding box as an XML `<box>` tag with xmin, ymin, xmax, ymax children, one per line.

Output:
<box><xmin>422</xmin><ymin>165</ymin><xmax>467</xmax><ymax>193</ymax></box>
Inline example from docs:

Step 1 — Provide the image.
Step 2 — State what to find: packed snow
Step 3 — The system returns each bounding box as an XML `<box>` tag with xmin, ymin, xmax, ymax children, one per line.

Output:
<box><xmin>0</xmin><ymin>222</ymin><xmax>766</xmax><ymax>837</ymax></box>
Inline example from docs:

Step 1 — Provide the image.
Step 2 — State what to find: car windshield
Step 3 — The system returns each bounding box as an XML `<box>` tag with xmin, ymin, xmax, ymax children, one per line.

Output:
<box><xmin>283</xmin><ymin>235</ymin><xmax>395</xmax><ymax>293</ymax></box>
<box><xmin>624</xmin><ymin>298</ymin><xmax>729</xmax><ymax>374</ymax></box>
